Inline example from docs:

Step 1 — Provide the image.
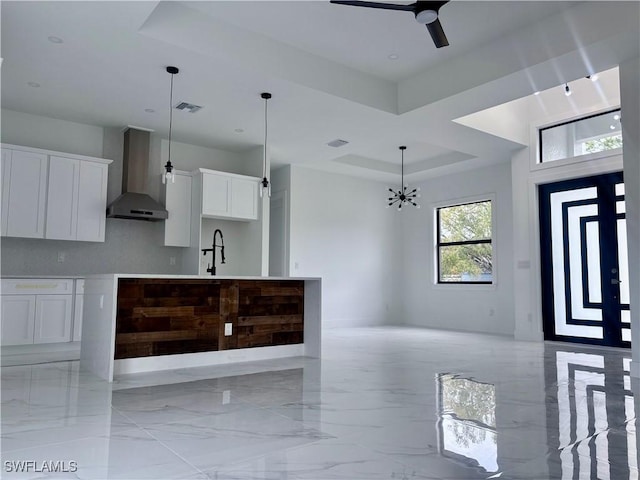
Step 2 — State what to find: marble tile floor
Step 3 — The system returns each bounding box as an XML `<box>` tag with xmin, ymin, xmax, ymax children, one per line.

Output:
<box><xmin>2</xmin><ymin>327</ymin><xmax>639</xmax><ymax>479</ymax></box>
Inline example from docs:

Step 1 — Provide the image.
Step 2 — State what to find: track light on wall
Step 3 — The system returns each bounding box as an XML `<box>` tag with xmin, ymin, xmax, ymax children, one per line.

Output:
<box><xmin>162</xmin><ymin>66</ymin><xmax>179</xmax><ymax>184</ymax></box>
<box><xmin>564</xmin><ymin>83</ymin><xmax>572</xmax><ymax>96</ymax></box>
<box><xmin>387</xmin><ymin>146</ymin><xmax>420</xmax><ymax>210</ymax></box>
<box><xmin>260</xmin><ymin>92</ymin><xmax>272</xmax><ymax>198</ymax></box>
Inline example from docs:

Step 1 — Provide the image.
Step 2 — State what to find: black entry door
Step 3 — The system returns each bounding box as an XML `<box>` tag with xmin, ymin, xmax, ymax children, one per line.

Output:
<box><xmin>539</xmin><ymin>172</ymin><xmax>630</xmax><ymax>347</ymax></box>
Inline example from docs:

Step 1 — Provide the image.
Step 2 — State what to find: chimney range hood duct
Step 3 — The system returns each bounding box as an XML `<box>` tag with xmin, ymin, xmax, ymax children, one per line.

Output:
<box><xmin>106</xmin><ymin>128</ymin><xmax>168</xmax><ymax>221</ymax></box>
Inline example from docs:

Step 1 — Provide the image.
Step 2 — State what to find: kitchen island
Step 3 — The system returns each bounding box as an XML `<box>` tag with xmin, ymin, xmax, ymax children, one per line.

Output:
<box><xmin>80</xmin><ymin>274</ymin><xmax>321</xmax><ymax>381</ymax></box>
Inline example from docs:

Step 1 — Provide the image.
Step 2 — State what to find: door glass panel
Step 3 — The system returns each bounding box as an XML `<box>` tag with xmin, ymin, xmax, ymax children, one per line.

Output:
<box><xmin>617</xmin><ymin>219</ymin><xmax>630</xmax><ymax>305</ymax></box>
<box><xmin>586</xmin><ymin>221</ymin><xmax>602</xmax><ymax>303</ymax></box>
<box><xmin>622</xmin><ymin>310</ymin><xmax>630</xmax><ymax>324</ymax></box>
<box><xmin>550</xmin><ymin>187</ymin><xmax>602</xmax><ymax>338</ymax></box>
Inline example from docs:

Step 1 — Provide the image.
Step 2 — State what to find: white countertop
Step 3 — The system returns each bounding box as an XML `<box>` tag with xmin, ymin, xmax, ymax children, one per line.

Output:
<box><xmin>84</xmin><ymin>274</ymin><xmax>321</xmax><ymax>281</ymax></box>
<box><xmin>1</xmin><ymin>275</ymin><xmax>84</xmax><ymax>279</ymax></box>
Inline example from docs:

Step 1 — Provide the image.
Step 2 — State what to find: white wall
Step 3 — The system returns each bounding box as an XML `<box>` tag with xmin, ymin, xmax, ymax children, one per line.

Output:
<box><xmin>288</xmin><ymin>166</ymin><xmax>401</xmax><ymax>328</ymax></box>
<box><xmin>402</xmin><ymin>163</ymin><xmax>515</xmax><ymax>336</ymax></box>
<box><xmin>1</xmin><ymin>109</ymin><xmax>105</xmax><ymax>158</ymax></box>
<box><xmin>619</xmin><ymin>56</ymin><xmax>640</xmax><ymax>377</ymax></box>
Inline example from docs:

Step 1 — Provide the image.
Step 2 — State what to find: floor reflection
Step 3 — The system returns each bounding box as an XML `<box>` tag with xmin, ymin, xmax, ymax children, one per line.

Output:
<box><xmin>545</xmin><ymin>346</ymin><xmax>637</xmax><ymax>479</ymax></box>
<box><xmin>436</xmin><ymin>345</ymin><xmax>638</xmax><ymax>479</ymax></box>
<box><xmin>437</xmin><ymin>374</ymin><xmax>499</xmax><ymax>476</ymax></box>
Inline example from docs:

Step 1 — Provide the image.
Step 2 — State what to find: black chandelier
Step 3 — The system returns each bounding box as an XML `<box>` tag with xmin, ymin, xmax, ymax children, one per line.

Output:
<box><xmin>388</xmin><ymin>146</ymin><xmax>420</xmax><ymax>210</ymax></box>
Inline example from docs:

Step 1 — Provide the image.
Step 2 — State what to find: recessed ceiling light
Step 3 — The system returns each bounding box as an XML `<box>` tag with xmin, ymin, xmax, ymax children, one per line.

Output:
<box><xmin>610</xmin><ymin>125</ymin><xmax>616</xmax><ymax>130</ymax></box>
<box><xmin>589</xmin><ymin>73</ymin><xmax>599</xmax><ymax>82</ymax></box>
<box><xmin>27</xmin><ymin>81</ymin><xmax>40</xmax><ymax>88</ymax></box>
<box><xmin>388</xmin><ymin>53</ymin><xmax>399</xmax><ymax>60</ymax></box>
<box><xmin>234</xmin><ymin>128</ymin><xmax>244</xmax><ymax>133</ymax></box>
<box><xmin>47</xmin><ymin>36</ymin><xmax>63</xmax><ymax>44</ymax></box>
<box><xmin>534</xmin><ymin>91</ymin><xmax>541</xmax><ymax>96</ymax></box>
<box><xmin>144</xmin><ymin>108</ymin><xmax>155</xmax><ymax>113</ymax></box>
<box><xmin>614</xmin><ymin>114</ymin><xmax>621</xmax><ymax>121</ymax></box>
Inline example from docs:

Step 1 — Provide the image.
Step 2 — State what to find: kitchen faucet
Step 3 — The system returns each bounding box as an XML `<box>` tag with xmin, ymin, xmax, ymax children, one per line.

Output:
<box><xmin>202</xmin><ymin>229</ymin><xmax>225</xmax><ymax>276</ymax></box>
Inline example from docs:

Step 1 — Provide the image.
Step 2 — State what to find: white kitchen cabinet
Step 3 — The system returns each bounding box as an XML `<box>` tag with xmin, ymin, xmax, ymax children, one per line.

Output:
<box><xmin>0</xmin><ymin>148</ymin><xmax>48</xmax><ymax>238</ymax></box>
<box><xmin>72</xmin><ymin>279</ymin><xmax>84</xmax><ymax>342</ymax></box>
<box><xmin>1</xmin><ymin>144</ymin><xmax>111</xmax><ymax>242</ymax></box>
<box><xmin>1</xmin><ymin>295</ymin><xmax>36</xmax><ymax>346</ymax></box>
<box><xmin>46</xmin><ymin>155</ymin><xmax>109</xmax><ymax>242</ymax></box>
<box><xmin>231</xmin><ymin>177</ymin><xmax>259</xmax><ymax>219</ymax></box>
<box><xmin>202</xmin><ymin>172</ymin><xmax>231</xmax><ymax>218</ymax></box>
<box><xmin>164</xmin><ymin>171</ymin><xmax>192</xmax><ymax>247</ymax></box>
<box><xmin>34</xmin><ymin>294</ymin><xmax>73</xmax><ymax>344</ymax></box>
<box><xmin>1</xmin><ymin>278</ymin><xmax>75</xmax><ymax>346</ymax></box>
<box><xmin>76</xmin><ymin>160</ymin><xmax>108</xmax><ymax>242</ymax></box>
<box><xmin>199</xmin><ymin>169</ymin><xmax>259</xmax><ymax>221</ymax></box>
<box><xmin>46</xmin><ymin>156</ymin><xmax>80</xmax><ymax>240</ymax></box>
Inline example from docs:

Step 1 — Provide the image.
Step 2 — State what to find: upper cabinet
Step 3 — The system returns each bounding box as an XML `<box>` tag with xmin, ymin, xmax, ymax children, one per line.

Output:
<box><xmin>164</xmin><ymin>171</ymin><xmax>192</xmax><ymax>247</ymax></box>
<box><xmin>1</xmin><ymin>144</ymin><xmax>112</xmax><ymax>242</ymax></box>
<box><xmin>198</xmin><ymin>169</ymin><xmax>259</xmax><ymax>221</ymax></box>
<box><xmin>1</xmin><ymin>148</ymin><xmax>48</xmax><ymax>238</ymax></box>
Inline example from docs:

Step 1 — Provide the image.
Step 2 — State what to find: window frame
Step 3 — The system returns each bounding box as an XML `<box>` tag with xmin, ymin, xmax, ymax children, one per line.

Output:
<box><xmin>537</xmin><ymin>108</ymin><xmax>622</xmax><ymax>165</ymax></box>
<box><xmin>435</xmin><ymin>198</ymin><xmax>494</xmax><ymax>285</ymax></box>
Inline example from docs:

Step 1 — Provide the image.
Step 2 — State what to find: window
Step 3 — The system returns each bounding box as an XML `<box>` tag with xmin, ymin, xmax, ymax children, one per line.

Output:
<box><xmin>539</xmin><ymin>109</ymin><xmax>622</xmax><ymax>163</ymax></box>
<box><xmin>437</xmin><ymin>200</ymin><xmax>492</xmax><ymax>284</ymax></box>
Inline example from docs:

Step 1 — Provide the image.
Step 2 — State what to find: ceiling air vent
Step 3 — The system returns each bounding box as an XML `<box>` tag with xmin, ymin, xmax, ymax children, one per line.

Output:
<box><xmin>327</xmin><ymin>139</ymin><xmax>349</xmax><ymax>148</ymax></box>
<box><xmin>175</xmin><ymin>102</ymin><xmax>202</xmax><ymax>113</ymax></box>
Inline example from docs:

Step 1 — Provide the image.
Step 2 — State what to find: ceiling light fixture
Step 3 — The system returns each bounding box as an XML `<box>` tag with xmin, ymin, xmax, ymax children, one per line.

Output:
<box><xmin>260</xmin><ymin>92</ymin><xmax>272</xmax><ymax>198</ymax></box>
<box><xmin>614</xmin><ymin>114</ymin><xmax>621</xmax><ymax>121</ymax></box>
<box><xmin>534</xmin><ymin>91</ymin><xmax>541</xmax><ymax>96</ymax></box>
<box><xmin>144</xmin><ymin>108</ymin><xmax>155</xmax><ymax>113</ymax></box>
<box><xmin>388</xmin><ymin>53</ymin><xmax>399</xmax><ymax>60</ymax></box>
<box><xmin>47</xmin><ymin>35</ymin><xmax>63</xmax><ymax>44</ymax></box>
<box><xmin>387</xmin><ymin>146</ymin><xmax>420</xmax><ymax>210</ymax></box>
<box><xmin>564</xmin><ymin>83</ymin><xmax>571</xmax><ymax>96</ymax></box>
<box><xmin>162</xmin><ymin>66</ymin><xmax>179</xmax><ymax>185</ymax></box>
<box><xmin>588</xmin><ymin>74</ymin><xmax>599</xmax><ymax>82</ymax></box>
<box><xmin>27</xmin><ymin>81</ymin><xmax>40</xmax><ymax>88</ymax></box>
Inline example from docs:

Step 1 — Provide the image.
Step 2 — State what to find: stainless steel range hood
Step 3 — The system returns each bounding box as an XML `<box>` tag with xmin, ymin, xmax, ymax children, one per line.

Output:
<box><xmin>106</xmin><ymin>128</ymin><xmax>168</xmax><ymax>221</ymax></box>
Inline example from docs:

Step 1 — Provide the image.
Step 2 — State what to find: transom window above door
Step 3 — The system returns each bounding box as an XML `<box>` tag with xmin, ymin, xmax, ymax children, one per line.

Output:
<box><xmin>539</xmin><ymin>108</ymin><xmax>622</xmax><ymax>163</ymax></box>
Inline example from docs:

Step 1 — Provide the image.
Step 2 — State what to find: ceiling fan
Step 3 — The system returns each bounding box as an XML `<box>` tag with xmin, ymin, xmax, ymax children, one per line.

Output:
<box><xmin>330</xmin><ymin>1</ymin><xmax>450</xmax><ymax>48</ymax></box>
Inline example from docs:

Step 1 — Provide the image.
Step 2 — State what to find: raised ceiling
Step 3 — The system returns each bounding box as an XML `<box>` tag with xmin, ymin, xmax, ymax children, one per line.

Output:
<box><xmin>1</xmin><ymin>1</ymin><xmax>638</xmax><ymax>181</ymax></box>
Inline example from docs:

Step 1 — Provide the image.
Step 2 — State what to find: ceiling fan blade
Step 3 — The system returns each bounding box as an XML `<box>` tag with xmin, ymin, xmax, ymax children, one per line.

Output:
<box><xmin>329</xmin><ymin>1</ymin><xmax>416</xmax><ymax>12</ymax></box>
<box><xmin>426</xmin><ymin>18</ymin><xmax>449</xmax><ymax>48</ymax></box>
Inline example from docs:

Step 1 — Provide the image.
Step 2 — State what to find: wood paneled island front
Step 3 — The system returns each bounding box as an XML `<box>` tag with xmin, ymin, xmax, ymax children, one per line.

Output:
<box><xmin>80</xmin><ymin>275</ymin><xmax>321</xmax><ymax>381</ymax></box>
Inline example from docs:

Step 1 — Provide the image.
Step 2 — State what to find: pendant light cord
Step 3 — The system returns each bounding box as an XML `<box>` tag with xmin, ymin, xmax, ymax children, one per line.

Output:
<box><xmin>401</xmin><ymin>148</ymin><xmax>404</xmax><ymax>187</ymax></box>
<box><xmin>168</xmin><ymin>72</ymin><xmax>174</xmax><ymax>166</ymax></box>
<box><xmin>263</xmin><ymin>95</ymin><xmax>268</xmax><ymax>179</ymax></box>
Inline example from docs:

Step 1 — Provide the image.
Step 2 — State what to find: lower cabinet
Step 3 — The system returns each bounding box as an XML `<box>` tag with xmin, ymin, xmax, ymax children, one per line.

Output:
<box><xmin>33</xmin><ymin>295</ymin><xmax>73</xmax><ymax>344</ymax></box>
<box><xmin>1</xmin><ymin>295</ymin><xmax>36</xmax><ymax>345</ymax></box>
<box><xmin>72</xmin><ymin>279</ymin><xmax>84</xmax><ymax>342</ymax></box>
<box><xmin>1</xmin><ymin>278</ymin><xmax>78</xmax><ymax>346</ymax></box>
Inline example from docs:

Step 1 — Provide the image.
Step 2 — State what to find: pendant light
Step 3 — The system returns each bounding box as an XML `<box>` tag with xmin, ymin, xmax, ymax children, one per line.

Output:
<box><xmin>387</xmin><ymin>146</ymin><xmax>420</xmax><ymax>210</ymax></box>
<box><xmin>162</xmin><ymin>66</ymin><xmax>179</xmax><ymax>184</ymax></box>
<box><xmin>260</xmin><ymin>92</ymin><xmax>272</xmax><ymax>198</ymax></box>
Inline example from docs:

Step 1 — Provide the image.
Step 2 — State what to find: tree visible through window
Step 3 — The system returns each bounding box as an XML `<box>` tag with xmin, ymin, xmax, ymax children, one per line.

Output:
<box><xmin>437</xmin><ymin>200</ymin><xmax>492</xmax><ymax>283</ymax></box>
